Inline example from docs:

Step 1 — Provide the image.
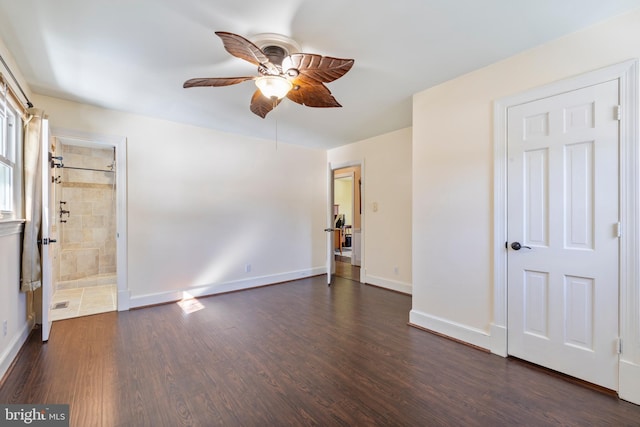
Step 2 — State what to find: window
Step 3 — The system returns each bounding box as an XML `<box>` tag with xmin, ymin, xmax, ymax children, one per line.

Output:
<box><xmin>0</xmin><ymin>88</ymin><xmax>22</xmax><ymax>220</ymax></box>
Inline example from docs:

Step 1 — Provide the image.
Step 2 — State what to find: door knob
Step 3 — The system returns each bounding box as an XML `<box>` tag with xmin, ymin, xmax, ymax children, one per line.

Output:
<box><xmin>511</xmin><ymin>242</ymin><xmax>531</xmax><ymax>250</ymax></box>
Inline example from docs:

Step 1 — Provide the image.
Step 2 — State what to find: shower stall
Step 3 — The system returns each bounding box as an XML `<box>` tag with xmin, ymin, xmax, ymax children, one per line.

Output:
<box><xmin>50</xmin><ymin>140</ymin><xmax>117</xmax><ymax>317</ymax></box>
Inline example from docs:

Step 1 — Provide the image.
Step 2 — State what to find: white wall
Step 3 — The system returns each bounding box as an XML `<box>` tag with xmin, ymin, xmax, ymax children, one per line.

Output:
<box><xmin>0</xmin><ymin>224</ymin><xmax>32</xmax><ymax>380</ymax></box>
<box><xmin>328</xmin><ymin>127</ymin><xmax>412</xmax><ymax>294</ymax></box>
<box><xmin>0</xmin><ymin>35</ymin><xmax>32</xmax><ymax>105</ymax></box>
<box><xmin>411</xmin><ymin>8</ymin><xmax>640</xmax><ymax>403</ymax></box>
<box><xmin>34</xmin><ymin>95</ymin><xmax>328</xmax><ymax>306</ymax></box>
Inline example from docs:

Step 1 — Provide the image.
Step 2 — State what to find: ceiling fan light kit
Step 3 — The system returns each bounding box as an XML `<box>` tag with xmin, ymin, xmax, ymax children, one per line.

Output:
<box><xmin>184</xmin><ymin>31</ymin><xmax>354</xmax><ymax>118</ymax></box>
<box><xmin>255</xmin><ymin>75</ymin><xmax>292</xmax><ymax>99</ymax></box>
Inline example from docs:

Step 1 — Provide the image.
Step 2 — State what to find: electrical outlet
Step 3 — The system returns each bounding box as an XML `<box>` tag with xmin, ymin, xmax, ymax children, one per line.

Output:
<box><xmin>245</xmin><ymin>264</ymin><xmax>251</xmax><ymax>273</ymax></box>
<box><xmin>3</xmin><ymin>320</ymin><xmax>7</xmax><ymax>337</ymax></box>
<box><xmin>393</xmin><ymin>266</ymin><xmax>399</xmax><ymax>275</ymax></box>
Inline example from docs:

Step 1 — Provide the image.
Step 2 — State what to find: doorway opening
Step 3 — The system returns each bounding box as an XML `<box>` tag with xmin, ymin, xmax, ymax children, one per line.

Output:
<box><xmin>333</xmin><ymin>165</ymin><xmax>362</xmax><ymax>281</ymax></box>
<box><xmin>49</xmin><ymin>137</ymin><xmax>117</xmax><ymax>320</ymax></box>
<box><xmin>43</xmin><ymin>127</ymin><xmax>128</xmax><ymax>324</ymax></box>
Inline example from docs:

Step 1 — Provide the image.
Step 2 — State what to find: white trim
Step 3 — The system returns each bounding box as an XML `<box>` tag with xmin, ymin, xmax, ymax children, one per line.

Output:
<box><xmin>327</xmin><ymin>162</ymin><xmax>334</xmax><ymax>283</ymax></box>
<box><xmin>364</xmin><ymin>274</ymin><xmax>412</xmax><ymax>295</ymax></box>
<box><xmin>409</xmin><ymin>309</ymin><xmax>491</xmax><ymax>350</ymax></box>
<box><xmin>0</xmin><ymin>316</ymin><xmax>34</xmax><ymax>381</ymax></box>
<box><xmin>129</xmin><ymin>267</ymin><xmax>325</xmax><ymax>308</ymax></box>
<box><xmin>493</xmin><ymin>59</ymin><xmax>640</xmax><ymax>402</ymax></box>
<box><xmin>49</xmin><ymin>127</ymin><xmax>129</xmax><ymax>311</ymax></box>
<box><xmin>0</xmin><ymin>94</ymin><xmax>23</xmax><ymax>220</ymax></box>
<box><xmin>617</xmin><ymin>62</ymin><xmax>640</xmax><ymax>380</ymax></box>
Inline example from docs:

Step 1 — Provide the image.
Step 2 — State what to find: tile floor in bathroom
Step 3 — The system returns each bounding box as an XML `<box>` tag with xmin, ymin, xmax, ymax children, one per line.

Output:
<box><xmin>50</xmin><ymin>285</ymin><xmax>117</xmax><ymax>321</ymax></box>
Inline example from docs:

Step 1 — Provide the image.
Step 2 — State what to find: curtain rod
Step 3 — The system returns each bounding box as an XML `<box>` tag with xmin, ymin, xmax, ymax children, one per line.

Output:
<box><xmin>0</xmin><ymin>52</ymin><xmax>33</xmax><ymax>108</ymax></box>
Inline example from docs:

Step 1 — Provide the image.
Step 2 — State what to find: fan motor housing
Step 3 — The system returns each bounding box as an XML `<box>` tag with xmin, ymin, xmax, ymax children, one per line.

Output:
<box><xmin>251</xmin><ymin>33</ymin><xmax>301</xmax><ymax>60</ymax></box>
<box><xmin>262</xmin><ymin>45</ymin><xmax>287</xmax><ymax>66</ymax></box>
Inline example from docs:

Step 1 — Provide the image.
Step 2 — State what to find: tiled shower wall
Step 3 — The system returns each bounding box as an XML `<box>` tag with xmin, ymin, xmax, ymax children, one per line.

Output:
<box><xmin>52</xmin><ymin>144</ymin><xmax>116</xmax><ymax>285</ymax></box>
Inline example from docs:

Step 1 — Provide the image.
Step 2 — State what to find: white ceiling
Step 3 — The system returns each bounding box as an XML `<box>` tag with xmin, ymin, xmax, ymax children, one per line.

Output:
<box><xmin>1</xmin><ymin>0</ymin><xmax>640</xmax><ymax>149</ymax></box>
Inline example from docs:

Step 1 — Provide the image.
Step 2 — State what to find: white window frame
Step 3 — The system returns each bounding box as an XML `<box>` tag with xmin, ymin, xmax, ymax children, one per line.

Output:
<box><xmin>0</xmin><ymin>89</ymin><xmax>23</xmax><ymax>220</ymax></box>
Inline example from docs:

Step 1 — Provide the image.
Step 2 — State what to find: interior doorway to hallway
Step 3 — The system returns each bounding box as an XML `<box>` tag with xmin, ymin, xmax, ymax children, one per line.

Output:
<box><xmin>332</xmin><ymin>165</ymin><xmax>362</xmax><ymax>281</ymax></box>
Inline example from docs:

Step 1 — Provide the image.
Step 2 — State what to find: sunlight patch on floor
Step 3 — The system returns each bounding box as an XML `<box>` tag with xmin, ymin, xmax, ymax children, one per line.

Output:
<box><xmin>177</xmin><ymin>292</ymin><xmax>205</xmax><ymax>314</ymax></box>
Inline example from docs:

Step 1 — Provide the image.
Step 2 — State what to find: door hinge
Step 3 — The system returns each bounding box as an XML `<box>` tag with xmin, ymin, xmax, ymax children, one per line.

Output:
<box><xmin>616</xmin><ymin>338</ymin><xmax>623</xmax><ymax>354</ymax></box>
<box><xmin>615</xmin><ymin>105</ymin><xmax>622</xmax><ymax>121</ymax></box>
<box><xmin>615</xmin><ymin>222</ymin><xmax>622</xmax><ymax>238</ymax></box>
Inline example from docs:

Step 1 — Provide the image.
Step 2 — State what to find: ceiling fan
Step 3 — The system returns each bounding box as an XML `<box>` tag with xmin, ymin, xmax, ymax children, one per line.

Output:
<box><xmin>183</xmin><ymin>31</ymin><xmax>354</xmax><ymax>118</ymax></box>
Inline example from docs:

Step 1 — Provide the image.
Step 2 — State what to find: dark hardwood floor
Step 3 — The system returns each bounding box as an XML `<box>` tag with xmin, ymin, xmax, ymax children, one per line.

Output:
<box><xmin>1</xmin><ymin>275</ymin><xmax>640</xmax><ymax>426</ymax></box>
<box><xmin>334</xmin><ymin>257</ymin><xmax>360</xmax><ymax>282</ymax></box>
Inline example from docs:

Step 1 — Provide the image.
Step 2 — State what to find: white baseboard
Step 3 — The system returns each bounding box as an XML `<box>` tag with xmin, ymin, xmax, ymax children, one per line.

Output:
<box><xmin>619</xmin><ymin>359</ymin><xmax>640</xmax><ymax>405</ymax></box>
<box><xmin>409</xmin><ymin>309</ymin><xmax>491</xmax><ymax>351</ymax></box>
<box><xmin>129</xmin><ymin>267</ymin><xmax>325</xmax><ymax>309</ymax></box>
<box><xmin>0</xmin><ymin>318</ymin><xmax>34</xmax><ymax>381</ymax></box>
<box><xmin>365</xmin><ymin>274</ymin><xmax>412</xmax><ymax>294</ymax></box>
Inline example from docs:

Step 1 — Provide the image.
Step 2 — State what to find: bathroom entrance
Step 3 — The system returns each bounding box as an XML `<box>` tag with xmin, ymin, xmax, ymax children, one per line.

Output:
<box><xmin>49</xmin><ymin>137</ymin><xmax>118</xmax><ymax>321</ymax></box>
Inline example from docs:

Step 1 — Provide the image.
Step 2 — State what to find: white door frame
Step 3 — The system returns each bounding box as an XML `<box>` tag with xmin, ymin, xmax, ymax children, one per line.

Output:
<box><xmin>50</xmin><ymin>127</ymin><xmax>129</xmax><ymax>311</ymax></box>
<box><xmin>492</xmin><ymin>59</ymin><xmax>640</xmax><ymax>399</ymax></box>
<box><xmin>328</xmin><ymin>160</ymin><xmax>365</xmax><ymax>283</ymax></box>
<box><xmin>326</xmin><ymin>163</ymin><xmax>335</xmax><ymax>284</ymax></box>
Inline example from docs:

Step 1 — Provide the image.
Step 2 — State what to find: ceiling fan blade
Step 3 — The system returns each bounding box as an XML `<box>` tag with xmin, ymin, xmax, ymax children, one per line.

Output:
<box><xmin>183</xmin><ymin>77</ymin><xmax>254</xmax><ymax>88</ymax></box>
<box><xmin>250</xmin><ymin>90</ymin><xmax>281</xmax><ymax>118</ymax></box>
<box><xmin>286</xmin><ymin>76</ymin><xmax>341</xmax><ymax>108</ymax></box>
<box><xmin>215</xmin><ymin>31</ymin><xmax>278</xmax><ymax>73</ymax></box>
<box><xmin>283</xmin><ymin>54</ymin><xmax>354</xmax><ymax>83</ymax></box>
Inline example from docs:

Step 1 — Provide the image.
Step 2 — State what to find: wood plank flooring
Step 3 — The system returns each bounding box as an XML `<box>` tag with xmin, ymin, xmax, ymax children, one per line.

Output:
<box><xmin>334</xmin><ymin>258</ymin><xmax>360</xmax><ymax>282</ymax></box>
<box><xmin>1</xmin><ymin>275</ymin><xmax>640</xmax><ymax>426</ymax></box>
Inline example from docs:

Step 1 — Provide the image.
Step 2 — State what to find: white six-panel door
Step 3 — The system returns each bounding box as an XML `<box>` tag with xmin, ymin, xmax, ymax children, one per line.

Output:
<box><xmin>507</xmin><ymin>80</ymin><xmax>620</xmax><ymax>390</ymax></box>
